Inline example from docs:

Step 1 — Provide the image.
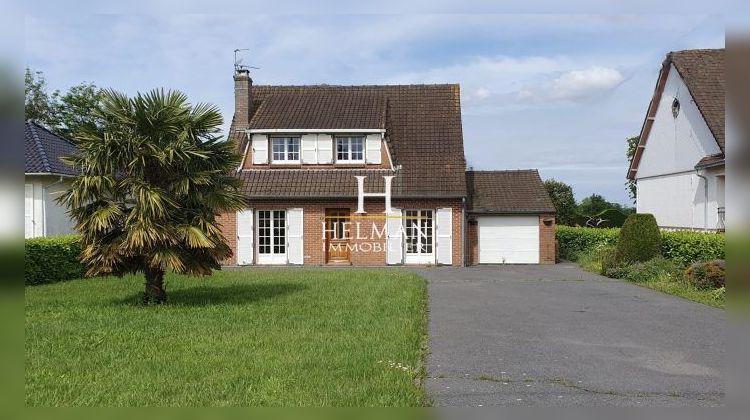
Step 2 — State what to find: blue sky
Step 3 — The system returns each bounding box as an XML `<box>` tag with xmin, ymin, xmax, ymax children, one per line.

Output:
<box><xmin>24</xmin><ymin>14</ymin><xmax>725</xmax><ymax>204</ymax></box>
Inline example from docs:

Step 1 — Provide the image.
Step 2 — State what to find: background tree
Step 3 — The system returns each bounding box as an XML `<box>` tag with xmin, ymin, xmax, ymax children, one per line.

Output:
<box><xmin>543</xmin><ymin>178</ymin><xmax>576</xmax><ymax>226</ymax></box>
<box><xmin>24</xmin><ymin>67</ymin><xmax>104</xmax><ymax>140</ymax></box>
<box><xmin>625</xmin><ymin>135</ymin><xmax>639</xmax><ymax>203</ymax></box>
<box><xmin>578</xmin><ymin>194</ymin><xmax>612</xmax><ymax>217</ymax></box>
<box><xmin>60</xmin><ymin>89</ymin><xmax>245</xmax><ymax>304</ymax></box>
<box><xmin>25</xmin><ymin>68</ymin><xmax>53</xmax><ymax>122</ymax></box>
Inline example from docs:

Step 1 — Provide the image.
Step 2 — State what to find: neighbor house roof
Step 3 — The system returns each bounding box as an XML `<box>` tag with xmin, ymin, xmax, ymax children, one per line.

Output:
<box><xmin>466</xmin><ymin>170</ymin><xmax>556</xmax><ymax>214</ymax></box>
<box><xmin>25</xmin><ymin>121</ymin><xmax>78</xmax><ymax>176</ymax></box>
<box><xmin>235</xmin><ymin>84</ymin><xmax>467</xmax><ymax>198</ymax></box>
<box><xmin>628</xmin><ymin>49</ymin><xmax>725</xmax><ymax>180</ymax></box>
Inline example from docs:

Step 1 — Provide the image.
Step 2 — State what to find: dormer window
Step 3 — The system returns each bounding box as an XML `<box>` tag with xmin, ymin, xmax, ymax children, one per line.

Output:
<box><xmin>271</xmin><ymin>137</ymin><xmax>300</xmax><ymax>163</ymax></box>
<box><xmin>336</xmin><ymin>136</ymin><xmax>365</xmax><ymax>163</ymax></box>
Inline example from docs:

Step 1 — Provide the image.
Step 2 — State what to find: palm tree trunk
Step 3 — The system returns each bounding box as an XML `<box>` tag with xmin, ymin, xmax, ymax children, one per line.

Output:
<box><xmin>143</xmin><ymin>265</ymin><xmax>166</xmax><ymax>304</ymax></box>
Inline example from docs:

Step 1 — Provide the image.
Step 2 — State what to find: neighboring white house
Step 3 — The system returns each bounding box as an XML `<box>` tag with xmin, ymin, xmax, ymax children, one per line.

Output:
<box><xmin>628</xmin><ymin>49</ymin><xmax>725</xmax><ymax>231</ymax></box>
<box><xmin>24</xmin><ymin>121</ymin><xmax>77</xmax><ymax>238</ymax></box>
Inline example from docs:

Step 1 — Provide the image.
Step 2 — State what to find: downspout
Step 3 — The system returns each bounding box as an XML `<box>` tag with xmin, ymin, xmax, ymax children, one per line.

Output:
<box><xmin>461</xmin><ymin>196</ymin><xmax>467</xmax><ymax>267</ymax></box>
<box><xmin>695</xmin><ymin>169</ymin><xmax>708</xmax><ymax>231</ymax></box>
<box><xmin>42</xmin><ymin>176</ymin><xmax>66</xmax><ymax>237</ymax></box>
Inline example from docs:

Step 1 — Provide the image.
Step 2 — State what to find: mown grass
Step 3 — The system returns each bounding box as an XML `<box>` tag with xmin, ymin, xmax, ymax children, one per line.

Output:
<box><xmin>25</xmin><ymin>269</ymin><xmax>429</xmax><ymax>407</ymax></box>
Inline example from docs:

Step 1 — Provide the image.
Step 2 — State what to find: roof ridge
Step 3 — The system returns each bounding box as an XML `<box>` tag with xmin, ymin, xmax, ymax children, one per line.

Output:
<box><xmin>27</xmin><ymin>121</ymin><xmax>52</xmax><ymax>172</ymax></box>
<box><xmin>467</xmin><ymin>169</ymin><xmax>538</xmax><ymax>173</ymax></box>
<box><xmin>253</xmin><ymin>83</ymin><xmax>459</xmax><ymax>88</ymax></box>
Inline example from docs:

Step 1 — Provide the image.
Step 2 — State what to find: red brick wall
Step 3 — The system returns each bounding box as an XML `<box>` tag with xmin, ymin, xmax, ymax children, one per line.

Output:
<box><xmin>539</xmin><ymin>213</ymin><xmax>556</xmax><ymax>264</ymax></box>
<box><xmin>466</xmin><ymin>217</ymin><xmax>479</xmax><ymax>265</ymax></box>
<box><xmin>218</xmin><ymin>198</ymin><xmax>463</xmax><ymax>266</ymax></box>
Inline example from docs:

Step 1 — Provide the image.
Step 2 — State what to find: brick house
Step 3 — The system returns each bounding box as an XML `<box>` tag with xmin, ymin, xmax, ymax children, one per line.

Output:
<box><xmin>219</xmin><ymin>69</ymin><xmax>556</xmax><ymax>266</ymax></box>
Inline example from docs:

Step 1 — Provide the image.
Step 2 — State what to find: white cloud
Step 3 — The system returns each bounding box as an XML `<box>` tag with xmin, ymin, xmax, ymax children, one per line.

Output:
<box><xmin>549</xmin><ymin>66</ymin><xmax>625</xmax><ymax>100</ymax></box>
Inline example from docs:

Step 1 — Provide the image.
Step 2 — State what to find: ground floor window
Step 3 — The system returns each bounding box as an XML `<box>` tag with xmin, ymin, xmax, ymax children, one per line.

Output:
<box><xmin>405</xmin><ymin>209</ymin><xmax>433</xmax><ymax>256</ymax></box>
<box><xmin>257</xmin><ymin>210</ymin><xmax>286</xmax><ymax>259</ymax></box>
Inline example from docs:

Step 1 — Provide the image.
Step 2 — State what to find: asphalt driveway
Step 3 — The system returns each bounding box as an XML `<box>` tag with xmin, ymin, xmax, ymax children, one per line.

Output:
<box><xmin>415</xmin><ymin>263</ymin><xmax>724</xmax><ymax>406</ymax></box>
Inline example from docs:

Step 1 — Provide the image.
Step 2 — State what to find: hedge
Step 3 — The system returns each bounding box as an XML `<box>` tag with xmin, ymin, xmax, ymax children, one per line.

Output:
<box><xmin>661</xmin><ymin>230</ymin><xmax>725</xmax><ymax>267</ymax></box>
<box><xmin>556</xmin><ymin>225</ymin><xmax>725</xmax><ymax>267</ymax></box>
<box><xmin>25</xmin><ymin>235</ymin><xmax>85</xmax><ymax>285</ymax></box>
<box><xmin>556</xmin><ymin>225</ymin><xmax>619</xmax><ymax>260</ymax></box>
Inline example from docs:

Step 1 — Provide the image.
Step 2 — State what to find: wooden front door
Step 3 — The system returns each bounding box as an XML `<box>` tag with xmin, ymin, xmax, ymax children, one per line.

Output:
<box><xmin>325</xmin><ymin>209</ymin><xmax>351</xmax><ymax>264</ymax></box>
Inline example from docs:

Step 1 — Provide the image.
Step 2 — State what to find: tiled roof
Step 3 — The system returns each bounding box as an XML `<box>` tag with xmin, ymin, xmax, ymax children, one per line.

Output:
<box><xmin>466</xmin><ymin>170</ymin><xmax>556</xmax><ymax>214</ymax></box>
<box><xmin>671</xmin><ymin>49</ymin><xmax>725</xmax><ymax>152</ymax></box>
<box><xmin>25</xmin><ymin>121</ymin><xmax>78</xmax><ymax>176</ymax></box>
<box><xmin>248</xmin><ymin>90</ymin><xmax>386</xmax><ymax>130</ymax></box>
<box><xmin>234</xmin><ymin>84</ymin><xmax>467</xmax><ymax>198</ymax></box>
<box><xmin>238</xmin><ymin>169</ymin><xmax>395</xmax><ymax>198</ymax></box>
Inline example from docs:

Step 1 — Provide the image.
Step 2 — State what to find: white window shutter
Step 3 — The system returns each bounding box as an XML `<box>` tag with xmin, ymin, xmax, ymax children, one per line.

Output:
<box><xmin>365</xmin><ymin>134</ymin><xmax>382</xmax><ymax>164</ymax></box>
<box><xmin>287</xmin><ymin>208</ymin><xmax>304</xmax><ymax>264</ymax></box>
<box><xmin>251</xmin><ymin>134</ymin><xmax>268</xmax><ymax>164</ymax></box>
<box><xmin>236</xmin><ymin>209</ymin><xmax>254</xmax><ymax>265</ymax></box>
<box><xmin>317</xmin><ymin>134</ymin><xmax>333</xmax><ymax>164</ymax></box>
<box><xmin>386</xmin><ymin>208</ymin><xmax>403</xmax><ymax>265</ymax></box>
<box><xmin>301</xmin><ymin>134</ymin><xmax>318</xmax><ymax>164</ymax></box>
<box><xmin>436</xmin><ymin>208</ymin><xmax>453</xmax><ymax>265</ymax></box>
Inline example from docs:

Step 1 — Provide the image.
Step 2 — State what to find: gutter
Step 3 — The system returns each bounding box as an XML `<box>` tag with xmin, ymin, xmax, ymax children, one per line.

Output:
<box><xmin>695</xmin><ymin>169</ymin><xmax>709</xmax><ymax>230</ymax></box>
<box><xmin>461</xmin><ymin>196</ymin><xmax>466</xmax><ymax>267</ymax></box>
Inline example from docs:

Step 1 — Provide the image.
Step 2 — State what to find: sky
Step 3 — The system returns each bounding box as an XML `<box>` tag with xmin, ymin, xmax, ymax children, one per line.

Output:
<box><xmin>24</xmin><ymin>14</ymin><xmax>725</xmax><ymax>205</ymax></box>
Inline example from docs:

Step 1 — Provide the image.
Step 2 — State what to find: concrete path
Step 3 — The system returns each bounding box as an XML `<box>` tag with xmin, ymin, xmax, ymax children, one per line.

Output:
<box><xmin>415</xmin><ymin>263</ymin><xmax>724</xmax><ymax>406</ymax></box>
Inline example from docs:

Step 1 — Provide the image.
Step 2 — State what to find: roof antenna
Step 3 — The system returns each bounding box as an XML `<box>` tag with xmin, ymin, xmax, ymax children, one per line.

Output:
<box><xmin>234</xmin><ymin>48</ymin><xmax>260</xmax><ymax>73</ymax></box>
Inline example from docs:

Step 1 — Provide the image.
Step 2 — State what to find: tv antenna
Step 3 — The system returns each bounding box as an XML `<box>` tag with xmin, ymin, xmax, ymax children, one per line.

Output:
<box><xmin>234</xmin><ymin>48</ymin><xmax>259</xmax><ymax>72</ymax></box>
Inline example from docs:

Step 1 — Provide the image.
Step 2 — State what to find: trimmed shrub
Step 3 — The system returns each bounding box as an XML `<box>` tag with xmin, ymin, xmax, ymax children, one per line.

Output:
<box><xmin>555</xmin><ymin>225</ymin><xmax>619</xmax><ymax>260</ymax></box>
<box><xmin>662</xmin><ymin>231</ymin><xmax>725</xmax><ymax>267</ymax></box>
<box><xmin>615</xmin><ymin>214</ymin><xmax>661</xmax><ymax>265</ymax></box>
<box><xmin>684</xmin><ymin>260</ymin><xmax>725</xmax><ymax>290</ymax></box>
<box><xmin>25</xmin><ymin>235</ymin><xmax>84</xmax><ymax>285</ymax></box>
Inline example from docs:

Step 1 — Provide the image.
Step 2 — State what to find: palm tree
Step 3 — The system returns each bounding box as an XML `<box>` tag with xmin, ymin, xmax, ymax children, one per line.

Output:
<box><xmin>59</xmin><ymin>89</ymin><xmax>245</xmax><ymax>304</ymax></box>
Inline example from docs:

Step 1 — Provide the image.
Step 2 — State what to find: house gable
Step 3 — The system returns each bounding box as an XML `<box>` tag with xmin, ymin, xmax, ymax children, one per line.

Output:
<box><xmin>634</xmin><ymin>64</ymin><xmax>721</xmax><ymax>180</ymax></box>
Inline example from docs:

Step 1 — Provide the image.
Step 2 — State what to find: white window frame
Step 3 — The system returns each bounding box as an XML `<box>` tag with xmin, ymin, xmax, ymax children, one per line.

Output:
<box><xmin>335</xmin><ymin>136</ymin><xmax>365</xmax><ymax>164</ymax></box>
<box><xmin>404</xmin><ymin>209</ymin><xmax>435</xmax><ymax>264</ymax></box>
<box><xmin>270</xmin><ymin>136</ymin><xmax>301</xmax><ymax>164</ymax></box>
<box><xmin>256</xmin><ymin>209</ymin><xmax>288</xmax><ymax>265</ymax></box>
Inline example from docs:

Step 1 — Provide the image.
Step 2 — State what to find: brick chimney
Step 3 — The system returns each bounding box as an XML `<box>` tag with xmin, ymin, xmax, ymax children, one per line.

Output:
<box><xmin>233</xmin><ymin>68</ymin><xmax>252</xmax><ymax>129</ymax></box>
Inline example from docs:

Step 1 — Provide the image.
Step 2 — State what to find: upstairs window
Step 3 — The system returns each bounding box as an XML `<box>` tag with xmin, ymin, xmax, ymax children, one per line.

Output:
<box><xmin>336</xmin><ymin>136</ymin><xmax>365</xmax><ymax>163</ymax></box>
<box><xmin>271</xmin><ymin>137</ymin><xmax>300</xmax><ymax>163</ymax></box>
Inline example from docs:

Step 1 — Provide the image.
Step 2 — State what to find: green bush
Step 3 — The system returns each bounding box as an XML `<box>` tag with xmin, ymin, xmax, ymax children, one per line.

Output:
<box><xmin>25</xmin><ymin>235</ymin><xmax>84</xmax><ymax>285</ymax></box>
<box><xmin>662</xmin><ymin>231</ymin><xmax>725</xmax><ymax>267</ymax></box>
<box><xmin>556</xmin><ymin>225</ymin><xmax>726</xmax><ymax>267</ymax></box>
<box><xmin>615</xmin><ymin>214</ymin><xmax>661</xmax><ymax>265</ymax></box>
<box><xmin>684</xmin><ymin>260</ymin><xmax>725</xmax><ymax>290</ymax></box>
<box><xmin>555</xmin><ymin>225</ymin><xmax>619</xmax><ymax>260</ymax></box>
<box><xmin>618</xmin><ymin>257</ymin><xmax>680</xmax><ymax>283</ymax></box>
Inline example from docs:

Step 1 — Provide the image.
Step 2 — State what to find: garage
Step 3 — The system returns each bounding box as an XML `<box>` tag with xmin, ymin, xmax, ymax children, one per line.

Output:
<box><xmin>478</xmin><ymin>215</ymin><xmax>540</xmax><ymax>264</ymax></box>
<box><xmin>466</xmin><ymin>170</ymin><xmax>557</xmax><ymax>265</ymax></box>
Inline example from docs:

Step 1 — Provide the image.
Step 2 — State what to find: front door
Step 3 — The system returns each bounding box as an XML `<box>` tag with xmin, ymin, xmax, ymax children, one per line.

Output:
<box><xmin>325</xmin><ymin>209</ymin><xmax>351</xmax><ymax>264</ymax></box>
<box><xmin>257</xmin><ymin>210</ymin><xmax>287</xmax><ymax>264</ymax></box>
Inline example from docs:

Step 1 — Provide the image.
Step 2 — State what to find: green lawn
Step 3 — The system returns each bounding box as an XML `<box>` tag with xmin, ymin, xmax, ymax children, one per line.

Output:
<box><xmin>25</xmin><ymin>269</ymin><xmax>429</xmax><ymax>407</ymax></box>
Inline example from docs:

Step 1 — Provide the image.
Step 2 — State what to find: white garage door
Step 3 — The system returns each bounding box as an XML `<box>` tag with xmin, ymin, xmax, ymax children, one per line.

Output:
<box><xmin>478</xmin><ymin>216</ymin><xmax>539</xmax><ymax>264</ymax></box>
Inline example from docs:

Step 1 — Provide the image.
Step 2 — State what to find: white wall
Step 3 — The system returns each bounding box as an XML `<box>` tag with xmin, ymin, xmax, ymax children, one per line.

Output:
<box><xmin>637</xmin><ymin>168</ymin><xmax>724</xmax><ymax>230</ymax></box>
<box><xmin>636</xmin><ymin>64</ymin><xmax>721</xmax><ymax>179</ymax></box>
<box><xmin>24</xmin><ymin>175</ymin><xmax>75</xmax><ymax>238</ymax></box>
<box><xmin>635</xmin><ymin>64</ymin><xmax>724</xmax><ymax>230</ymax></box>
